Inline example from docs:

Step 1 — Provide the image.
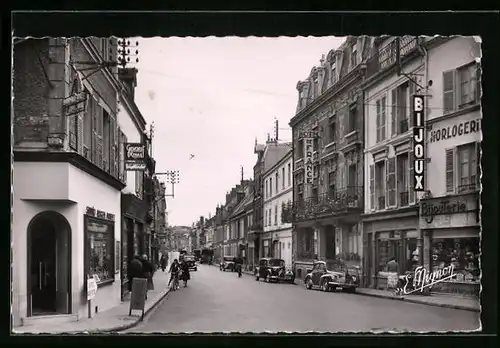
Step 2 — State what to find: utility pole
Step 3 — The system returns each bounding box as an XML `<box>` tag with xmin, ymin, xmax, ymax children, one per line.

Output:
<box><xmin>274</xmin><ymin>118</ymin><xmax>279</xmax><ymax>141</ymax></box>
<box><xmin>117</xmin><ymin>38</ymin><xmax>139</xmax><ymax>68</ymax></box>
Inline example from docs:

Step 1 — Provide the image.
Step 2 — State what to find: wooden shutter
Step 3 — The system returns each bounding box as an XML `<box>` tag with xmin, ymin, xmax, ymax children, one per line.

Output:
<box><xmin>77</xmin><ymin>111</ymin><xmax>84</xmax><ymax>154</ymax></box>
<box><xmin>376</xmin><ymin>100</ymin><xmax>381</xmax><ymax>142</ymax></box>
<box><xmin>91</xmin><ymin>98</ymin><xmax>98</xmax><ymax>164</ymax></box>
<box><xmin>445</xmin><ymin>148</ymin><xmax>455</xmax><ymax>193</ymax></box>
<box><xmin>343</xmin><ymin>105</ymin><xmax>349</xmax><ymax>136</ymax></box>
<box><xmin>118</xmin><ymin>130</ymin><xmax>126</xmax><ymax>182</ymax></box>
<box><xmin>369</xmin><ymin>164</ymin><xmax>375</xmax><ymax>210</ymax></box>
<box><xmin>408</xmin><ymin>151</ymin><xmax>415</xmax><ymax>204</ymax></box>
<box><xmin>387</xmin><ymin>157</ymin><xmax>396</xmax><ymax>206</ymax></box>
<box><xmin>391</xmin><ymin>89</ymin><xmax>397</xmax><ymax>136</ymax></box>
<box><xmin>381</xmin><ymin>97</ymin><xmax>386</xmax><ymax>141</ymax></box>
<box><xmin>475</xmin><ymin>141</ymin><xmax>481</xmax><ymax>189</ymax></box>
<box><xmin>110</xmin><ymin>115</ymin><xmax>118</xmax><ymax>177</ymax></box>
<box><xmin>443</xmin><ymin>70</ymin><xmax>455</xmax><ymax>114</ymax></box>
<box><xmin>409</xmin><ymin>81</ymin><xmax>416</xmax><ymax>127</ymax></box>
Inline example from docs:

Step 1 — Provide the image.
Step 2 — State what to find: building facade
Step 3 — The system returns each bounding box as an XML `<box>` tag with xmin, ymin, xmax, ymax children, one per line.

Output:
<box><xmin>12</xmin><ymin>38</ymin><xmax>127</xmax><ymax>326</ymax></box>
<box><xmin>286</xmin><ymin>36</ymin><xmax>370</xmax><ymax>279</ymax></box>
<box><xmin>262</xmin><ymin>149</ymin><xmax>294</xmax><ymax>268</ymax></box>
<box><xmin>228</xmin><ymin>181</ymin><xmax>254</xmax><ymax>266</ymax></box>
<box><xmin>418</xmin><ymin>36</ymin><xmax>481</xmax><ymax>296</ymax></box>
<box><xmin>361</xmin><ymin>36</ymin><xmax>424</xmax><ymax>288</ymax></box>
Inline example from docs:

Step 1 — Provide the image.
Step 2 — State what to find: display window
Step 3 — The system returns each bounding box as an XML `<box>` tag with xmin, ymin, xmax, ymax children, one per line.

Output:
<box><xmin>431</xmin><ymin>237</ymin><xmax>480</xmax><ymax>283</ymax></box>
<box><xmin>85</xmin><ymin>215</ymin><xmax>115</xmax><ymax>284</ymax></box>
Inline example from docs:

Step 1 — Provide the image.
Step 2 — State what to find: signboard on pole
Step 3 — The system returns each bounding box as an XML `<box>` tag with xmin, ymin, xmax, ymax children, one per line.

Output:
<box><xmin>87</xmin><ymin>278</ymin><xmax>98</xmax><ymax>301</ymax></box>
<box><xmin>124</xmin><ymin>143</ymin><xmax>146</xmax><ymax>171</ymax></box>
<box><xmin>129</xmin><ymin>277</ymin><xmax>148</xmax><ymax>320</ymax></box>
<box><xmin>303</xmin><ymin>137</ymin><xmax>314</xmax><ymax>185</ymax></box>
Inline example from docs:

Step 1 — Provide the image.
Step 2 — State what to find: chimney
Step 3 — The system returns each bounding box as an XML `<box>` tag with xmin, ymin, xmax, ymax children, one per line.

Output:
<box><xmin>118</xmin><ymin>67</ymin><xmax>138</xmax><ymax>100</ymax></box>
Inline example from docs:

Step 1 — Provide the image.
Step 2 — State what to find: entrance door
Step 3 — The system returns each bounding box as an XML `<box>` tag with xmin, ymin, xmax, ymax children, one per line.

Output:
<box><xmin>28</xmin><ymin>211</ymin><xmax>71</xmax><ymax>316</ymax></box>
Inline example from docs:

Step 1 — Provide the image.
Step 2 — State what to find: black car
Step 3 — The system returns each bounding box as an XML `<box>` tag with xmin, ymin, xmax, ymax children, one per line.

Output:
<box><xmin>304</xmin><ymin>260</ymin><xmax>360</xmax><ymax>293</ymax></box>
<box><xmin>184</xmin><ymin>255</ymin><xmax>197</xmax><ymax>271</ymax></box>
<box><xmin>255</xmin><ymin>258</ymin><xmax>295</xmax><ymax>283</ymax></box>
<box><xmin>220</xmin><ymin>256</ymin><xmax>236</xmax><ymax>272</ymax></box>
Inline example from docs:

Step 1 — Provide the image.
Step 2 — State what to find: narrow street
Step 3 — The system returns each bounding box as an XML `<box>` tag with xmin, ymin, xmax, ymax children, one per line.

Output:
<box><xmin>127</xmin><ymin>264</ymin><xmax>480</xmax><ymax>333</ymax></box>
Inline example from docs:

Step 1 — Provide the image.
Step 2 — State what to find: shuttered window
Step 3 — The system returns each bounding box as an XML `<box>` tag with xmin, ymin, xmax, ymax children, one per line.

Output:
<box><xmin>83</xmin><ymin>92</ymin><xmax>92</xmax><ymax>160</ymax></box>
<box><xmin>118</xmin><ymin>130</ymin><xmax>127</xmax><ymax>182</ymax></box>
<box><xmin>369</xmin><ymin>164</ymin><xmax>375</xmax><ymax>210</ymax></box>
<box><xmin>387</xmin><ymin>157</ymin><xmax>396</xmax><ymax>207</ymax></box>
<box><xmin>391</xmin><ymin>89</ymin><xmax>397</xmax><ymax>136</ymax></box>
<box><xmin>443</xmin><ymin>70</ymin><xmax>455</xmax><ymax>114</ymax></box>
<box><xmin>445</xmin><ymin>148</ymin><xmax>455</xmax><ymax>193</ymax></box>
<box><xmin>376</xmin><ymin>97</ymin><xmax>386</xmax><ymax>143</ymax></box>
<box><xmin>409</xmin><ymin>151</ymin><xmax>415</xmax><ymax>204</ymax></box>
<box><xmin>409</xmin><ymin>80</ymin><xmax>416</xmax><ymax>127</ymax></box>
<box><xmin>476</xmin><ymin>142</ymin><xmax>481</xmax><ymax>189</ymax></box>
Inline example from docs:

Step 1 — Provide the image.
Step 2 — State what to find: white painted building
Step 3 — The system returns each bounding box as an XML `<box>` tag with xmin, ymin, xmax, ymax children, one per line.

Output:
<box><xmin>12</xmin><ymin>38</ymin><xmax>128</xmax><ymax>327</ymax></box>
<box><xmin>262</xmin><ymin>148</ymin><xmax>294</xmax><ymax>268</ymax></box>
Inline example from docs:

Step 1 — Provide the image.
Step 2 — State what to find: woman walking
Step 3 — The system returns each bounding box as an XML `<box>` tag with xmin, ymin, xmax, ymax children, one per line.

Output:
<box><xmin>180</xmin><ymin>259</ymin><xmax>191</xmax><ymax>288</ymax></box>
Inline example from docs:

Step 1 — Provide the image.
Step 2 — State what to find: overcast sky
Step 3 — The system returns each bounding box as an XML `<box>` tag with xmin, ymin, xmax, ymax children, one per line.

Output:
<box><xmin>133</xmin><ymin>36</ymin><xmax>345</xmax><ymax>226</ymax></box>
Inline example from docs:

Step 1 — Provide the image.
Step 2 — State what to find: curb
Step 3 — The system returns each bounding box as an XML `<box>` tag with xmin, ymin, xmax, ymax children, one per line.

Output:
<box><xmin>355</xmin><ymin>291</ymin><xmax>480</xmax><ymax>312</ymax></box>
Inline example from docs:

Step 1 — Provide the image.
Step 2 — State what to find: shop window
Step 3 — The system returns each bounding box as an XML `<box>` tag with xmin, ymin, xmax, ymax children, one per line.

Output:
<box><xmin>85</xmin><ymin>215</ymin><xmax>115</xmax><ymax>284</ymax></box>
<box><xmin>431</xmin><ymin>237</ymin><xmax>480</xmax><ymax>283</ymax></box>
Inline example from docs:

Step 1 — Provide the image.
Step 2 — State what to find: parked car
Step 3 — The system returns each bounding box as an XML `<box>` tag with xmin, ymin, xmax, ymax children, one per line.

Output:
<box><xmin>184</xmin><ymin>255</ymin><xmax>197</xmax><ymax>271</ymax></box>
<box><xmin>304</xmin><ymin>260</ymin><xmax>360</xmax><ymax>293</ymax></box>
<box><xmin>220</xmin><ymin>256</ymin><xmax>236</xmax><ymax>272</ymax></box>
<box><xmin>255</xmin><ymin>258</ymin><xmax>295</xmax><ymax>283</ymax></box>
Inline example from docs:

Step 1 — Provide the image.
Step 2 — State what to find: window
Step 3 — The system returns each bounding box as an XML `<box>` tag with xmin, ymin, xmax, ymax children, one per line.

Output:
<box><xmin>269</xmin><ymin>178</ymin><xmax>273</xmax><ymax>197</ymax></box>
<box><xmin>103</xmin><ymin>109</ymin><xmax>111</xmax><ymax>173</ymax></box>
<box><xmin>369</xmin><ymin>165</ymin><xmax>375</xmax><ymax>209</ymax></box>
<box><xmin>348</xmin><ymin>105</ymin><xmax>357</xmax><ymax>133</ymax></box>
<box><xmin>85</xmin><ymin>215</ymin><xmax>115</xmax><ymax>284</ymax></box>
<box><xmin>83</xmin><ymin>91</ymin><xmax>92</xmax><ymax>156</ymax></box>
<box><xmin>269</xmin><ymin>208</ymin><xmax>272</xmax><ymax>226</ymax></box>
<box><xmin>313</xmin><ymin>137</ymin><xmax>319</xmax><ymax>152</ymax></box>
<box><xmin>265</xmin><ymin>180</ymin><xmax>269</xmax><ymax>199</ymax></box>
<box><xmin>376</xmin><ymin>97</ymin><xmax>387</xmax><ymax>143</ymax></box>
<box><xmin>391</xmin><ymin>82</ymin><xmax>410</xmax><ymax>136</ymax></box>
<box><xmin>68</xmin><ymin>79</ymin><xmax>80</xmax><ymax>151</ymax></box>
<box><xmin>327</xmin><ymin>120</ymin><xmax>336</xmax><ymax>144</ymax></box>
<box><xmin>443</xmin><ymin>63</ymin><xmax>480</xmax><ymax>114</ymax></box>
<box><xmin>457</xmin><ymin>143</ymin><xmax>478</xmax><ymax>192</ymax></box>
<box><xmin>312</xmin><ymin>187</ymin><xmax>318</xmax><ymax>204</ymax></box>
<box><xmin>348</xmin><ymin>164</ymin><xmax>357</xmax><ymax>189</ymax></box>
<box><xmin>275</xmin><ymin>172</ymin><xmax>279</xmax><ymax>193</ymax></box>
<box><xmin>274</xmin><ymin>205</ymin><xmax>278</xmax><ymax>225</ymax></box>
<box><xmin>350</xmin><ymin>42</ymin><xmax>358</xmax><ymax>69</ymax></box>
<box><xmin>282</xmin><ymin>167</ymin><xmax>285</xmax><ymax>189</ymax></box>
<box><xmin>297</xmin><ymin>139</ymin><xmax>304</xmax><ymax>159</ymax></box>
<box><xmin>264</xmin><ymin>209</ymin><xmax>267</xmax><ymax>227</ymax></box>
<box><xmin>375</xmin><ymin>161</ymin><xmax>386</xmax><ymax>209</ymax></box>
<box><xmin>331</xmin><ymin>62</ymin><xmax>337</xmax><ymax>84</ymax></box>
<box><xmin>287</xmin><ymin>163</ymin><xmax>291</xmax><ymax>187</ymax></box>
<box><xmin>397</xmin><ymin>153</ymin><xmax>409</xmax><ymax>206</ymax></box>
<box><xmin>328</xmin><ymin>171</ymin><xmax>336</xmax><ymax>199</ymax></box>
<box><xmin>135</xmin><ymin>171</ymin><xmax>143</xmax><ymax>199</ymax></box>
<box><xmin>386</xmin><ymin>157</ymin><xmax>396</xmax><ymax>207</ymax></box>
<box><xmin>431</xmin><ymin>238</ymin><xmax>480</xmax><ymax>283</ymax></box>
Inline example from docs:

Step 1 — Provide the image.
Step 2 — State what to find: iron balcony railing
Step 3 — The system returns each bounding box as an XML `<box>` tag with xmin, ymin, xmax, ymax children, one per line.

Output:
<box><xmin>285</xmin><ymin>186</ymin><xmax>364</xmax><ymax>222</ymax></box>
<box><xmin>458</xmin><ymin>183</ymin><xmax>479</xmax><ymax>193</ymax></box>
<box><xmin>365</xmin><ymin>36</ymin><xmax>419</xmax><ymax>80</ymax></box>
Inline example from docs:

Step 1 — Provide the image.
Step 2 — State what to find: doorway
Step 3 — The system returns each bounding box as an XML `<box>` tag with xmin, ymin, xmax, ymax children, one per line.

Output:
<box><xmin>27</xmin><ymin>211</ymin><xmax>72</xmax><ymax>317</ymax></box>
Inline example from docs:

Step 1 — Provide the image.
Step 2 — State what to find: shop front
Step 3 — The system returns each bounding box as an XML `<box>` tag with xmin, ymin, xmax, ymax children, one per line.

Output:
<box><xmin>419</xmin><ymin>192</ymin><xmax>480</xmax><ymax>296</ymax></box>
<box><xmin>362</xmin><ymin>207</ymin><xmax>419</xmax><ymax>289</ymax></box>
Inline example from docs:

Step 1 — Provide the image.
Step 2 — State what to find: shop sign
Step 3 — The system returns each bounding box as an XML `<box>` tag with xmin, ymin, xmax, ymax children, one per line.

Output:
<box><xmin>86</xmin><ymin>206</ymin><xmax>115</xmax><ymax>221</ymax></box>
<box><xmin>125</xmin><ymin>143</ymin><xmax>146</xmax><ymax>171</ymax></box>
<box><xmin>420</xmin><ymin>199</ymin><xmax>467</xmax><ymax>224</ymax></box>
<box><xmin>87</xmin><ymin>277</ymin><xmax>98</xmax><ymax>300</ymax></box>
<box><xmin>396</xmin><ymin>264</ymin><xmax>456</xmax><ymax>295</ymax></box>
<box><xmin>428</xmin><ymin>118</ymin><xmax>481</xmax><ymax>143</ymax></box>
<box><xmin>304</xmin><ymin>138</ymin><xmax>314</xmax><ymax>185</ymax></box>
<box><xmin>413</xmin><ymin>95</ymin><xmax>425</xmax><ymax>192</ymax></box>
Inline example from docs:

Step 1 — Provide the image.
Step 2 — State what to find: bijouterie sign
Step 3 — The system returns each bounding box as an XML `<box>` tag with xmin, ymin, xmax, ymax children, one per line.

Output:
<box><xmin>124</xmin><ymin>143</ymin><xmax>146</xmax><ymax>171</ymax></box>
<box><xmin>420</xmin><ymin>199</ymin><xmax>467</xmax><ymax>224</ymax></box>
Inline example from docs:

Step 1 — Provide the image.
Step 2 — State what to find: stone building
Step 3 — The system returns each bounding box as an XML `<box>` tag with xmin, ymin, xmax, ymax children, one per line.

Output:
<box><xmin>286</xmin><ymin>36</ymin><xmax>371</xmax><ymax>280</ymax></box>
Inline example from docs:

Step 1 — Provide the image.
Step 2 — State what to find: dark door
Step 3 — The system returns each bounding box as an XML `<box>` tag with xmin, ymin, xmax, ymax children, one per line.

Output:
<box><xmin>30</xmin><ymin>219</ymin><xmax>57</xmax><ymax>315</ymax></box>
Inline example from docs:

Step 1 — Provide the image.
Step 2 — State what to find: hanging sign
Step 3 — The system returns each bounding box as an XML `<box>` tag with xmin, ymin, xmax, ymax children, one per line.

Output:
<box><xmin>304</xmin><ymin>138</ymin><xmax>314</xmax><ymax>185</ymax></box>
<box><xmin>125</xmin><ymin>143</ymin><xmax>146</xmax><ymax>171</ymax></box>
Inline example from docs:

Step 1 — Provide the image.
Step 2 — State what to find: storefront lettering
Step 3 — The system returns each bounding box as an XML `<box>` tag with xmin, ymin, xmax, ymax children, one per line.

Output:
<box><xmin>86</xmin><ymin>206</ymin><xmax>115</xmax><ymax>221</ymax></box>
<box><xmin>397</xmin><ymin>265</ymin><xmax>456</xmax><ymax>295</ymax></box>
<box><xmin>304</xmin><ymin>138</ymin><xmax>314</xmax><ymax>184</ymax></box>
<box><xmin>125</xmin><ymin>143</ymin><xmax>146</xmax><ymax>160</ymax></box>
<box><xmin>428</xmin><ymin>119</ymin><xmax>481</xmax><ymax>143</ymax></box>
<box><xmin>421</xmin><ymin>199</ymin><xmax>467</xmax><ymax>224</ymax></box>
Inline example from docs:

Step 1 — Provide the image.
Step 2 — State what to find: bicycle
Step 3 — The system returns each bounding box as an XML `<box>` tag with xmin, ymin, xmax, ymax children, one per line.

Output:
<box><xmin>170</xmin><ymin>273</ymin><xmax>180</xmax><ymax>291</ymax></box>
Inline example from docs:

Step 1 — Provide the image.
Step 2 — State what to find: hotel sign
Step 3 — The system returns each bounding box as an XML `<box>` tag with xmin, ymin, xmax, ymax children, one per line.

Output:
<box><xmin>125</xmin><ymin>143</ymin><xmax>146</xmax><ymax>171</ymax></box>
<box><xmin>304</xmin><ymin>137</ymin><xmax>314</xmax><ymax>185</ymax></box>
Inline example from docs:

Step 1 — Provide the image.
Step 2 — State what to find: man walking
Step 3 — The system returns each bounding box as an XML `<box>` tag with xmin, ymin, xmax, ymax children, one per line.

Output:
<box><xmin>141</xmin><ymin>254</ymin><xmax>155</xmax><ymax>299</ymax></box>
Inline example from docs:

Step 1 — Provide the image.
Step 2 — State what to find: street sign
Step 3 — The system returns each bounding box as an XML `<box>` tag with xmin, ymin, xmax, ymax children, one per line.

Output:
<box><xmin>87</xmin><ymin>278</ymin><xmax>98</xmax><ymax>301</ymax></box>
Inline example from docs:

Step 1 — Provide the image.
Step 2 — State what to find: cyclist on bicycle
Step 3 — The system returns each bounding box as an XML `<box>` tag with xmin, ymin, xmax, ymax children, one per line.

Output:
<box><xmin>168</xmin><ymin>259</ymin><xmax>181</xmax><ymax>290</ymax></box>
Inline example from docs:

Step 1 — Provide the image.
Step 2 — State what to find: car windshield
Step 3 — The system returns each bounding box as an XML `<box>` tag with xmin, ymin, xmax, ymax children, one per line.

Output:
<box><xmin>326</xmin><ymin>261</ymin><xmax>347</xmax><ymax>273</ymax></box>
<box><xmin>269</xmin><ymin>259</ymin><xmax>284</xmax><ymax>267</ymax></box>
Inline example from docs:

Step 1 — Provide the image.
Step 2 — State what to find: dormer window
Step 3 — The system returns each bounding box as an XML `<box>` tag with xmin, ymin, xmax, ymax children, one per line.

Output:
<box><xmin>351</xmin><ymin>42</ymin><xmax>358</xmax><ymax>69</ymax></box>
<box><xmin>331</xmin><ymin>62</ymin><xmax>337</xmax><ymax>84</ymax></box>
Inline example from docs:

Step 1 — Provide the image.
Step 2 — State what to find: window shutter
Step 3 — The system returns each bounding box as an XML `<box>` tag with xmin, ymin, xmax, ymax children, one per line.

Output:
<box><xmin>381</xmin><ymin>97</ymin><xmax>386</xmax><ymax>141</ymax></box>
<box><xmin>119</xmin><ymin>131</ymin><xmax>126</xmax><ymax>182</ymax></box>
<box><xmin>91</xmin><ymin>98</ymin><xmax>98</xmax><ymax>164</ymax></box>
<box><xmin>369</xmin><ymin>164</ymin><xmax>375</xmax><ymax>210</ymax></box>
<box><xmin>475</xmin><ymin>141</ymin><xmax>481</xmax><ymax>189</ymax></box>
<box><xmin>445</xmin><ymin>148</ymin><xmax>455</xmax><ymax>193</ymax></box>
<box><xmin>77</xmin><ymin>112</ymin><xmax>84</xmax><ymax>154</ymax></box>
<box><xmin>376</xmin><ymin>101</ymin><xmax>381</xmax><ymax>142</ymax></box>
<box><xmin>443</xmin><ymin>70</ymin><xmax>455</xmax><ymax>114</ymax></box>
<box><xmin>110</xmin><ymin>115</ymin><xmax>118</xmax><ymax>177</ymax></box>
<box><xmin>408</xmin><ymin>151</ymin><xmax>415</xmax><ymax>204</ymax></box>
<box><xmin>391</xmin><ymin>89</ymin><xmax>397</xmax><ymax>136</ymax></box>
<box><xmin>409</xmin><ymin>81</ymin><xmax>416</xmax><ymax>127</ymax></box>
<box><xmin>387</xmin><ymin>157</ymin><xmax>396</xmax><ymax>206</ymax></box>
<box><xmin>343</xmin><ymin>106</ymin><xmax>349</xmax><ymax>135</ymax></box>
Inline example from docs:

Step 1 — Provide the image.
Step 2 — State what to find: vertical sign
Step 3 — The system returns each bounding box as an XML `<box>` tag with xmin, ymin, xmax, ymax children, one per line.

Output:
<box><xmin>303</xmin><ymin>133</ymin><xmax>314</xmax><ymax>185</ymax></box>
<box><xmin>125</xmin><ymin>143</ymin><xmax>146</xmax><ymax>171</ymax></box>
<box><xmin>413</xmin><ymin>95</ymin><xmax>425</xmax><ymax>191</ymax></box>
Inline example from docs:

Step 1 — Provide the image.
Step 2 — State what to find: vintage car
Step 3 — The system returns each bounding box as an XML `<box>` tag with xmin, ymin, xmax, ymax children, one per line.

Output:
<box><xmin>255</xmin><ymin>258</ymin><xmax>295</xmax><ymax>283</ymax></box>
<box><xmin>220</xmin><ymin>256</ymin><xmax>236</xmax><ymax>272</ymax></box>
<box><xmin>304</xmin><ymin>260</ymin><xmax>360</xmax><ymax>293</ymax></box>
<box><xmin>184</xmin><ymin>255</ymin><xmax>197</xmax><ymax>271</ymax></box>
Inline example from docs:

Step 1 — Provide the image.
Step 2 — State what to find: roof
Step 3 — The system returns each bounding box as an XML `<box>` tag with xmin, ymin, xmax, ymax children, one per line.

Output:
<box><xmin>229</xmin><ymin>190</ymin><xmax>254</xmax><ymax>219</ymax></box>
<box><xmin>263</xmin><ymin>143</ymin><xmax>292</xmax><ymax>174</ymax></box>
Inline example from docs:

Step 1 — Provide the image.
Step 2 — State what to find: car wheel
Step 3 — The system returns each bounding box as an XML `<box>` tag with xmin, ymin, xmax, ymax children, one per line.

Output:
<box><xmin>306</xmin><ymin>278</ymin><xmax>313</xmax><ymax>290</ymax></box>
<box><xmin>321</xmin><ymin>279</ymin><xmax>330</xmax><ymax>292</ymax></box>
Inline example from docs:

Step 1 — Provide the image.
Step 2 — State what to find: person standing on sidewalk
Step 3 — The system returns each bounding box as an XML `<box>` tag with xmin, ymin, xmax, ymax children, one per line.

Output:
<box><xmin>141</xmin><ymin>254</ymin><xmax>155</xmax><ymax>299</ymax></box>
<box><xmin>160</xmin><ymin>254</ymin><xmax>167</xmax><ymax>272</ymax></box>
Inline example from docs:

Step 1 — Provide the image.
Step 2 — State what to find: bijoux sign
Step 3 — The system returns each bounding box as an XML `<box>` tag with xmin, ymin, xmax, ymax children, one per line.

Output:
<box><xmin>413</xmin><ymin>95</ymin><xmax>425</xmax><ymax>192</ymax></box>
<box><xmin>396</xmin><ymin>265</ymin><xmax>456</xmax><ymax>296</ymax></box>
<box><xmin>124</xmin><ymin>143</ymin><xmax>146</xmax><ymax>171</ymax></box>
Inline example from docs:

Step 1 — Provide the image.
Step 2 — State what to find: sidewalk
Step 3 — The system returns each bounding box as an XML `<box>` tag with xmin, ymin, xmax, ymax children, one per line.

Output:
<box><xmin>14</xmin><ymin>271</ymin><xmax>172</xmax><ymax>334</ymax></box>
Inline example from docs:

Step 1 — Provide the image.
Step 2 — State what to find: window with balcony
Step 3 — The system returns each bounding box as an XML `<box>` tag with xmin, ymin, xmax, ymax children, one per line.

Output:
<box><xmin>397</xmin><ymin>153</ymin><xmax>409</xmax><ymax>206</ymax></box>
<box><xmin>386</xmin><ymin>157</ymin><xmax>396</xmax><ymax>207</ymax></box>
<box><xmin>445</xmin><ymin>142</ymin><xmax>480</xmax><ymax>194</ymax></box>
<box><xmin>443</xmin><ymin>62</ymin><xmax>480</xmax><ymax>114</ymax></box>
<box><xmin>282</xmin><ymin>167</ymin><xmax>285</xmax><ymax>189</ymax></box>
<box><xmin>348</xmin><ymin>163</ymin><xmax>357</xmax><ymax>189</ymax></box>
<box><xmin>375</xmin><ymin>160</ymin><xmax>386</xmax><ymax>210</ymax></box>
<box><xmin>391</xmin><ymin>82</ymin><xmax>412</xmax><ymax>136</ymax></box>
<box><xmin>328</xmin><ymin>120</ymin><xmax>336</xmax><ymax>143</ymax></box>
<box><xmin>376</xmin><ymin>97</ymin><xmax>387</xmax><ymax>143</ymax></box>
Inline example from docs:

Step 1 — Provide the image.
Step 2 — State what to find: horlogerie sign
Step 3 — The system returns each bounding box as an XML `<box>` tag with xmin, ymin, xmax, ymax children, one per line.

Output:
<box><xmin>396</xmin><ymin>265</ymin><xmax>456</xmax><ymax>296</ymax></box>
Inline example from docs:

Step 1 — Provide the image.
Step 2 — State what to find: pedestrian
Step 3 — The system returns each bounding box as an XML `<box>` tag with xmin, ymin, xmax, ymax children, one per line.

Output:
<box><xmin>168</xmin><ymin>259</ymin><xmax>181</xmax><ymax>290</ymax></box>
<box><xmin>141</xmin><ymin>254</ymin><xmax>155</xmax><ymax>299</ymax></box>
<box><xmin>127</xmin><ymin>255</ymin><xmax>144</xmax><ymax>292</ymax></box>
<box><xmin>386</xmin><ymin>257</ymin><xmax>399</xmax><ymax>290</ymax></box>
<box><xmin>160</xmin><ymin>254</ymin><xmax>167</xmax><ymax>272</ymax></box>
<box><xmin>180</xmin><ymin>259</ymin><xmax>191</xmax><ymax>288</ymax></box>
